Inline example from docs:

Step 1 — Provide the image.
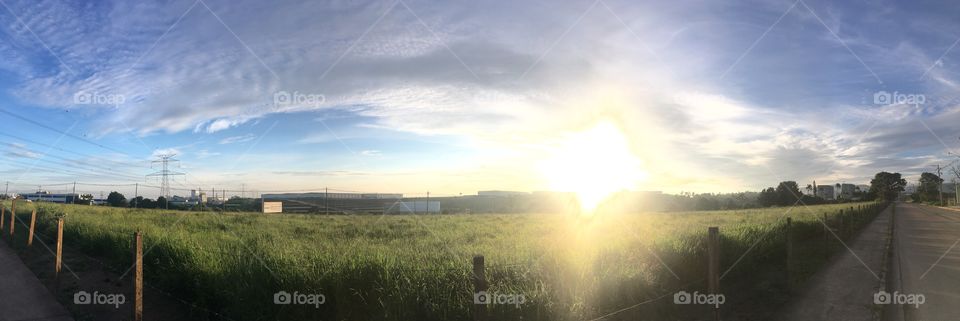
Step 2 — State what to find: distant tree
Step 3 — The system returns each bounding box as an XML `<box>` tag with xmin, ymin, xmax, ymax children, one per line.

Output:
<box><xmin>129</xmin><ymin>196</ymin><xmax>144</xmax><ymax>208</ymax></box>
<box><xmin>73</xmin><ymin>193</ymin><xmax>92</xmax><ymax>205</ymax></box>
<box><xmin>140</xmin><ymin>198</ymin><xmax>157</xmax><ymax>209</ymax></box>
<box><xmin>800</xmin><ymin>194</ymin><xmax>822</xmax><ymax>205</ymax></box>
<box><xmin>106</xmin><ymin>191</ymin><xmax>127</xmax><ymax>207</ymax></box>
<box><xmin>156</xmin><ymin>196</ymin><xmax>168</xmax><ymax>209</ymax></box>
<box><xmin>918</xmin><ymin>172</ymin><xmax>944</xmax><ymax>202</ymax></box>
<box><xmin>758</xmin><ymin>187</ymin><xmax>779</xmax><ymax>207</ymax></box>
<box><xmin>869</xmin><ymin>172</ymin><xmax>907</xmax><ymax>201</ymax></box>
<box><xmin>805</xmin><ymin>184</ymin><xmax>813</xmax><ymax>195</ymax></box>
<box><xmin>775</xmin><ymin>181</ymin><xmax>803</xmax><ymax>206</ymax></box>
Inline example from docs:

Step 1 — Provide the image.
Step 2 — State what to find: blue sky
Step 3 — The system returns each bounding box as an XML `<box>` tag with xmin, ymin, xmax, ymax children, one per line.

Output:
<box><xmin>1</xmin><ymin>0</ymin><xmax>960</xmax><ymax>198</ymax></box>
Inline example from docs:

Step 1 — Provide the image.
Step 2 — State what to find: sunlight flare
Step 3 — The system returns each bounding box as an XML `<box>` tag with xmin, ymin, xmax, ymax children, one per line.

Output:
<box><xmin>540</xmin><ymin>121</ymin><xmax>648</xmax><ymax>214</ymax></box>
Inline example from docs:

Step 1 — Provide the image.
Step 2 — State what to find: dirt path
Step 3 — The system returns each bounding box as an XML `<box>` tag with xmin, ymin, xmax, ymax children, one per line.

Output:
<box><xmin>0</xmin><ymin>242</ymin><xmax>74</xmax><ymax>321</ymax></box>
<box><xmin>777</xmin><ymin>204</ymin><xmax>892</xmax><ymax>321</ymax></box>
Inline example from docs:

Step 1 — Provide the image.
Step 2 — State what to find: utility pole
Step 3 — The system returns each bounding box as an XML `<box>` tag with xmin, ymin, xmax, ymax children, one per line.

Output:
<box><xmin>324</xmin><ymin>187</ymin><xmax>328</xmax><ymax>215</ymax></box>
<box><xmin>936</xmin><ymin>164</ymin><xmax>945</xmax><ymax>206</ymax></box>
<box><xmin>134</xmin><ymin>183</ymin><xmax>139</xmax><ymax>208</ymax></box>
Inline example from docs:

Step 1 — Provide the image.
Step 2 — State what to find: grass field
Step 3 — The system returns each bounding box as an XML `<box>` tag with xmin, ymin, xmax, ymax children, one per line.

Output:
<box><xmin>1</xmin><ymin>201</ymin><xmax>887</xmax><ymax>320</ymax></box>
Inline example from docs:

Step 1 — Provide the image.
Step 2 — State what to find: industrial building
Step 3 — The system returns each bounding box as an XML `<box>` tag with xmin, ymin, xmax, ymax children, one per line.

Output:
<box><xmin>477</xmin><ymin>190</ymin><xmax>529</xmax><ymax>197</ymax></box>
<box><xmin>384</xmin><ymin>201</ymin><xmax>441</xmax><ymax>214</ymax></box>
<box><xmin>170</xmin><ymin>190</ymin><xmax>209</xmax><ymax>207</ymax></box>
<box><xmin>261</xmin><ymin>192</ymin><xmax>408</xmax><ymax>214</ymax></box>
<box><xmin>20</xmin><ymin>191</ymin><xmax>80</xmax><ymax>204</ymax></box>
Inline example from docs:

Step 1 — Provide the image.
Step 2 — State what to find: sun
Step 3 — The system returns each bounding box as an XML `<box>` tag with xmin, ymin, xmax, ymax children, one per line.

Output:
<box><xmin>539</xmin><ymin>121</ymin><xmax>648</xmax><ymax>214</ymax></box>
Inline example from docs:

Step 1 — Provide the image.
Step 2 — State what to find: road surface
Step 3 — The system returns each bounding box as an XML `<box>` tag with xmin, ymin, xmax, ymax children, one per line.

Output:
<box><xmin>886</xmin><ymin>203</ymin><xmax>960</xmax><ymax>321</ymax></box>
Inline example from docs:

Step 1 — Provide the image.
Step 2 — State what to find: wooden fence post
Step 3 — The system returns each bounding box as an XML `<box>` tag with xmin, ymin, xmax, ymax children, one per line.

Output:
<box><xmin>785</xmin><ymin>217</ymin><xmax>793</xmax><ymax>291</ymax></box>
<box><xmin>27</xmin><ymin>209</ymin><xmax>36</xmax><ymax>247</ymax></box>
<box><xmin>134</xmin><ymin>231</ymin><xmax>143</xmax><ymax>321</ymax></box>
<box><xmin>473</xmin><ymin>255</ymin><xmax>487</xmax><ymax>321</ymax></box>
<box><xmin>55</xmin><ymin>218</ymin><xmax>63</xmax><ymax>290</ymax></box>
<box><xmin>708</xmin><ymin>227</ymin><xmax>720</xmax><ymax>321</ymax></box>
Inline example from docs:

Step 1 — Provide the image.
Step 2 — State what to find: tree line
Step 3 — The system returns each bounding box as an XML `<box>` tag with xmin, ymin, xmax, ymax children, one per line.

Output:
<box><xmin>756</xmin><ymin>171</ymin><xmax>906</xmax><ymax>207</ymax></box>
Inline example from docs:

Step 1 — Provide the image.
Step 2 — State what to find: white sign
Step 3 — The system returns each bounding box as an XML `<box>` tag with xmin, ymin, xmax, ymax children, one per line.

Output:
<box><xmin>263</xmin><ymin>201</ymin><xmax>283</xmax><ymax>213</ymax></box>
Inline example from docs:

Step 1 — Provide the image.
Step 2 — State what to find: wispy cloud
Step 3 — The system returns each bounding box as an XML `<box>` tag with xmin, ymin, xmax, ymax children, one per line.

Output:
<box><xmin>2</xmin><ymin>0</ymin><xmax>960</xmax><ymax>193</ymax></box>
<box><xmin>6</xmin><ymin>142</ymin><xmax>40</xmax><ymax>159</ymax></box>
<box><xmin>219</xmin><ymin>134</ymin><xmax>256</xmax><ymax>144</ymax></box>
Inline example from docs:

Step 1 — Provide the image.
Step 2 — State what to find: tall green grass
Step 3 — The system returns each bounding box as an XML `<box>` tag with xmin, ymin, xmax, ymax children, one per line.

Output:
<box><xmin>3</xmin><ymin>201</ymin><xmax>887</xmax><ymax>320</ymax></box>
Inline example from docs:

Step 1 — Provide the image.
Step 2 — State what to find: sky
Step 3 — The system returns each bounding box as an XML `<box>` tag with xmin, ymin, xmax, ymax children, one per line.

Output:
<box><xmin>1</xmin><ymin>0</ymin><xmax>960</xmax><ymax>198</ymax></box>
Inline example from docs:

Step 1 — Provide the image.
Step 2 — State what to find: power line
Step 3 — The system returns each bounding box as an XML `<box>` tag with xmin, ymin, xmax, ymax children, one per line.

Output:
<box><xmin>0</xmin><ymin>154</ymin><xmax>144</xmax><ymax>181</ymax></box>
<box><xmin>0</xmin><ymin>159</ymin><xmax>138</xmax><ymax>183</ymax></box>
<box><xmin>0</xmin><ymin>131</ymin><xmax>148</xmax><ymax>169</ymax></box>
<box><xmin>0</xmin><ymin>108</ymin><xmax>131</xmax><ymax>155</ymax></box>
<box><xmin>0</xmin><ymin>151</ymin><xmax>145</xmax><ymax>180</ymax></box>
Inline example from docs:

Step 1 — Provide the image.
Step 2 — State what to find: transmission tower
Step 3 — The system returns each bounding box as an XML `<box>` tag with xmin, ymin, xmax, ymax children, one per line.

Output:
<box><xmin>147</xmin><ymin>154</ymin><xmax>185</xmax><ymax>198</ymax></box>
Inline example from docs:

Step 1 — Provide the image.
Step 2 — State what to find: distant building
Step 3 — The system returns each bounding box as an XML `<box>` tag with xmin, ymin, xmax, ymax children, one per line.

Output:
<box><xmin>839</xmin><ymin>184</ymin><xmax>856</xmax><ymax>200</ymax></box>
<box><xmin>260</xmin><ymin>192</ymin><xmax>403</xmax><ymax>200</ymax></box>
<box><xmin>478</xmin><ymin>190</ymin><xmax>529</xmax><ymax>197</ymax></box>
<box><xmin>816</xmin><ymin>185</ymin><xmax>835</xmax><ymax>200</ymax></box>
<box><xmin>21</xmin><ymin>191</ymin><xmax>80</xmax><ymax>204</ymax></box>
<box><xmin>169</xmin><ymin>195</ymin><xmax>196</xmax><ymax>207</ymax></box>
<box><xmin>262</xmin><ymin>192</ymin><xmax>406</xmax><ymax>214</ymax></box>
<box><xmin>384</xmin><ymin>201</ymin><xmax>441</xmax><ymax>214</ymax></box>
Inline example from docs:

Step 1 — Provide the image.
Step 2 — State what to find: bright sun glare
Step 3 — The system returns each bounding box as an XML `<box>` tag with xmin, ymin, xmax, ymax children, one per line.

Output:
<box><xmin>540</xmin><ymin>121</ymin><xmax>648</xmax><ymax>214</ymax></box>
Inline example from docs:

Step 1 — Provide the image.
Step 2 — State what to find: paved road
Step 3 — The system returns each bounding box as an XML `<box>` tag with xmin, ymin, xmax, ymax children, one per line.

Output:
<box><xmin>887</xmin><ymin>203</ymin><xmax>960</xmax><ymax>321</ymax></box>
<box><xmin>0</xmin><ymin>242</ymin><xmax>73</xmax><ymax>321</ymax></box>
